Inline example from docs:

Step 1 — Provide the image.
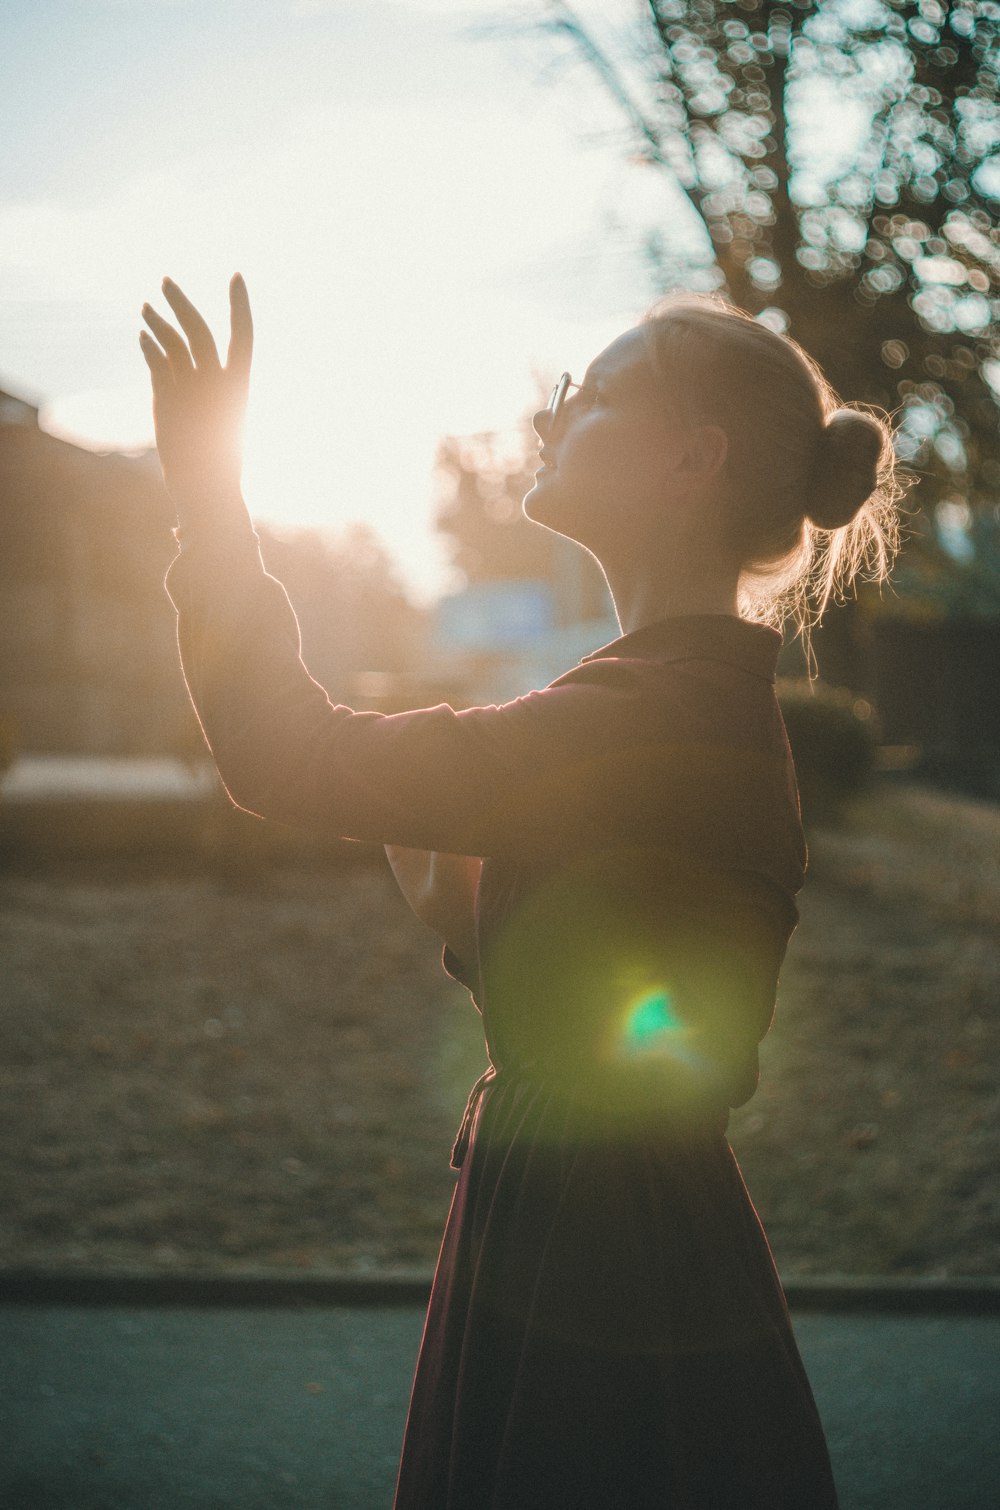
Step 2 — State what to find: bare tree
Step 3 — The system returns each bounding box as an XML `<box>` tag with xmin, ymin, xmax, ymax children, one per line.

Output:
<box><xmin>523</xmin><ymin>0</ymin><xmax>1000</xmax><ymax>609</ymax></box>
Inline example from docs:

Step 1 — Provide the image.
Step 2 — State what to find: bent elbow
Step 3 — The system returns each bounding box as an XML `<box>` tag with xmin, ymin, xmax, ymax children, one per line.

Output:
<box><xmin>211</xmin><ymin>748</ymin><xmax>281</xmax><ymax>824</ymax></box>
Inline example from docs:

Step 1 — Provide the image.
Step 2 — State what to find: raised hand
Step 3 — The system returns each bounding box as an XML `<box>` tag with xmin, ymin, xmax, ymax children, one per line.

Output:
<box><xmin>139</xmin><ymin>274</ymin><xmax>253</xmax><ymax>510</ymax></box>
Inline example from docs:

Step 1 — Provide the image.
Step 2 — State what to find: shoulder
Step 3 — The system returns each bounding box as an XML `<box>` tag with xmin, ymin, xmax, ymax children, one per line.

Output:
<box><xmin>544</xmin><ymin>650</ymin><xmax>778</xmax><ymax>740</ymax></box>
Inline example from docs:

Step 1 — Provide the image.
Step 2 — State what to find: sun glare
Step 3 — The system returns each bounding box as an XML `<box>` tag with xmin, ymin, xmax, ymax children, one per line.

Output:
<box><xmin>4</xmin><ymin>4</ymin><xmax>654</xmax><ymax>601</ymax></box>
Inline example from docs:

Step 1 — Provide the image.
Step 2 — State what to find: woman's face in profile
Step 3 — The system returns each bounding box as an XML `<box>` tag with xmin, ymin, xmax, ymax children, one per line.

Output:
<box><xmin>523</xmin><ymin>326</ymin><xmax>684</xmax><ymax>548</ymax></box>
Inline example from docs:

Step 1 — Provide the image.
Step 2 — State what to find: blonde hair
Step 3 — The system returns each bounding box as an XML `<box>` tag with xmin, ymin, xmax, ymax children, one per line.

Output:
<box><xmin>641</xmin><ymin>295</ymin><xmax>904</xmax><ymax>639</ymax></box>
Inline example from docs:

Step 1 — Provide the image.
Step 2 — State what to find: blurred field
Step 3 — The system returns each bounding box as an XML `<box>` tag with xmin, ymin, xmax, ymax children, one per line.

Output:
<box><xmin>1</xmin><ymin>781</ymin><xmax>998</xmax><ymax>1280</ymax></box>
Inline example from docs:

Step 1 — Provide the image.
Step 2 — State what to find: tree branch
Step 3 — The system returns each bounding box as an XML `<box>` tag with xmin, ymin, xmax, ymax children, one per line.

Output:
<box><xmin>542</xmin><ymin>1</ymin><xmax>712</xmax><ymax>239</ymax></box>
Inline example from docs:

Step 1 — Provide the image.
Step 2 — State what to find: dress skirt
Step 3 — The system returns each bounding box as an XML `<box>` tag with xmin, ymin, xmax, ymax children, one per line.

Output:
<box><xmin>394</xmin><ymin>1071</ymin><xmax>838</xmax><ymax>1509</ymax></box>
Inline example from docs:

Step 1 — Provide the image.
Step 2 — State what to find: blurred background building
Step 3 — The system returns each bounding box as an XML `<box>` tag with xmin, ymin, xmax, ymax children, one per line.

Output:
<box><xmin>0</xmin><ymin>386</ymin><xmax>187</xmax><ymax>758</ymax></box>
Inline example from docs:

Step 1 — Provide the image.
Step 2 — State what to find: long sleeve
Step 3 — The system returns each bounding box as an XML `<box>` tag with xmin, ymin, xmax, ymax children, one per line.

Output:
<box><xmin>165</xmin><ymin>534</ymin><xmax>665</xmax><ymax>859</ymax></box>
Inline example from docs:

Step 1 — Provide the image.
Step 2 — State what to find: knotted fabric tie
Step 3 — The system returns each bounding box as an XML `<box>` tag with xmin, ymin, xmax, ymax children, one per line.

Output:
<box><xmin>450</xmin><ymin>1065</ymin><xmax>498</xmax><ymax>1170</ymax></box>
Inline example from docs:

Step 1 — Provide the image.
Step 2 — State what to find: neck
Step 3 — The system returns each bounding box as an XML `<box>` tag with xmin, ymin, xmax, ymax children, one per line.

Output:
<box><xmin>601</xmin><ymin>560</ymin><xmax>740</xmax><ymax>636</ymax></box>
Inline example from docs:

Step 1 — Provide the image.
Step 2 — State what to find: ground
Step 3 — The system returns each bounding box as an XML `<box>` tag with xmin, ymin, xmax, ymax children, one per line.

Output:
<box><xmin>1</xmin><ymin>782</ymin><xmax>998</xmax><ymax>1279</ymax></box>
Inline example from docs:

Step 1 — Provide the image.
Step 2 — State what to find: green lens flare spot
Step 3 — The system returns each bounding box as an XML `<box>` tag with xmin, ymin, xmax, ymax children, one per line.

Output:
<box><xmin>623</xmin><ymin>991</ymin><xmax>683</xmax><ymax>1053</ymax></box>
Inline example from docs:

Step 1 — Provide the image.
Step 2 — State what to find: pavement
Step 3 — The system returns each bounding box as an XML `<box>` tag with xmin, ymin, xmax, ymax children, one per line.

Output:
<box><xmin>2</xmin><ymin>1278</ymin><xmax>998</xmax><ymax>1510</ymax></box>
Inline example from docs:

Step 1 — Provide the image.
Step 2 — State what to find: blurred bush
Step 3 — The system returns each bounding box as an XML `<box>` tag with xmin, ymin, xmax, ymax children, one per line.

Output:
<box><xmin>916</xmin><ymin>744</ymin><xmax>1000</xmax><ymax>804</ymax></box>
<box><xmin>777</xmin><ymin>679</ymin><xmax>878</xmax><ymax>825</ymax></box>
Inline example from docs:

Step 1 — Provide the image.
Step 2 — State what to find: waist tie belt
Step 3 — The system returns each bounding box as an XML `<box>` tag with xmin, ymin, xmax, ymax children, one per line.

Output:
<box><xmin>450</xmin><ymin>1059</ymin><xmax>545</xmax><ymax>1169</ymax></box>
<box><xmin>450</xmin><ymin>1060</ymin><xmax>732</xmax><ymax>1170</ymax></box>
<box><xmin>451</xmin><ymin>1065</ymin><xmax>499</xmax><ymax>1170</ymax></box>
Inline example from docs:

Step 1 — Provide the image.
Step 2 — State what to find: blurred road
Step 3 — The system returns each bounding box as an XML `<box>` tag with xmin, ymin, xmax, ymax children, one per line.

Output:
<box><xmin>2</xmin><ymin>1298</ymin><xmax>998</xmax><ymax>1509</ymax></box>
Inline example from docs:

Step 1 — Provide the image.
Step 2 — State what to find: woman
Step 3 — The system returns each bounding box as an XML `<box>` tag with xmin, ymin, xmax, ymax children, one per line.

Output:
<box><xmin>140</xmin><ymin>277</ymin><xmax>899</xmax><ymax>1508</ymax></box>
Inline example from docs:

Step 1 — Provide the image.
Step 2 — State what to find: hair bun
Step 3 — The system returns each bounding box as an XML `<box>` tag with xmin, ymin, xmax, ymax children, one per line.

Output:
<box><xmin>806</xmin><ymin>409</ymin><xmax>883</xmax><ymax>530</ymax></box>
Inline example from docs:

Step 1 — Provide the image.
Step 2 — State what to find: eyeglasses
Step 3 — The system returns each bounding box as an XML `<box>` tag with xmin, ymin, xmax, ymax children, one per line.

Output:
<box><xmin>546</xmin><ymin>371</ymin><xmax>581</xmax><ymax>428</ymax></box>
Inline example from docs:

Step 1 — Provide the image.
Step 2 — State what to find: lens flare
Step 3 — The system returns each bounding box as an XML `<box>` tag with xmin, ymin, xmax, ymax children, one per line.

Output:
<box><xmin>622</xmin><ymin>990</ymin><xmax>686</xmax><ymax>1057</ymax></box>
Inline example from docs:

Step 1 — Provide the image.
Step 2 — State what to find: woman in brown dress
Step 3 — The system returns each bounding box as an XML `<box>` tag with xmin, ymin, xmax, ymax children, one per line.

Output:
<box><xmin>141</xmin><ymin>276</ymin><xmax>900</xmax><ymax>1507</ymax></box>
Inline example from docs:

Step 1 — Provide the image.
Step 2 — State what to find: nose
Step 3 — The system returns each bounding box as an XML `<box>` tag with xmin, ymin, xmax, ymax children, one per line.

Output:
<box><xmin>532</xmin><ymin>407</ymin><xmax>551</xmax><ymax>441</ymax></box>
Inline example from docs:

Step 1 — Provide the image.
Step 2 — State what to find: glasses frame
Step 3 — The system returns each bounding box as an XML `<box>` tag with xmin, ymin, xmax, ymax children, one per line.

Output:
<box><xmin>546</xmin><ymin>371</ymin><xmax>581</xmax><ymax>428</ymax></box>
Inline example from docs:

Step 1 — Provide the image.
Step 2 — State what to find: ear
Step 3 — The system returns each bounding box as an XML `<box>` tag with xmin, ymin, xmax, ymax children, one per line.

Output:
<box><xmin>678</xmin><ymin>423</ymin><xmax>728</xmax><ymax>480</ymax></box>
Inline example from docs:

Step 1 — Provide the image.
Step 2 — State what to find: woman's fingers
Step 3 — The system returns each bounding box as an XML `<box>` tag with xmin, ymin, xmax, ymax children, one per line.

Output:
<box><xmin>141</xmin><ymin>303</ymin><xmax>194</xmax><ymax>378</ymax></box>
<box><xmin>141</xmin><ymin>275</ymin><xmax>251</xmax><ymax>385</ymax></box>
<box><xmin>226</xmin><ymin>273</ymin><xmax>253</xmax><ymax>382</ymax></box>
<box><xmin>162</xmin><ymin>277</ymin><xmax>221</xmax><ymax>370</ymax></box>
<box><xmin>138</xmin><ymin>329</ymin><xmax>171</xmax><ymax>383</ymax></box>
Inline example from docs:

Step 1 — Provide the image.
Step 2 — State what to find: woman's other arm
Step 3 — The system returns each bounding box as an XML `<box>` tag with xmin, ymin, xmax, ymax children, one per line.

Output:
<box><xmin>384</xmin><ymin>847</ymin><xmax>481</xmax><ymax>974</ymax></box>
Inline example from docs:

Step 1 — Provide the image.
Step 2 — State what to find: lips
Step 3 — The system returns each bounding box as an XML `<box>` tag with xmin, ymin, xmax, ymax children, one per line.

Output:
<box><xmin>537</xmin><ymin>451</ymin><xmax>558</xmax><ymax>472</ymax></box>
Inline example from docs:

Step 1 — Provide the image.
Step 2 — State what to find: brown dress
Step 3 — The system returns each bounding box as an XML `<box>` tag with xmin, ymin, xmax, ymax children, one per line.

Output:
<box><xmin>167</xmin><ymin>530</ymin><xmax>839</xmax><ymax>1509</ymax></box>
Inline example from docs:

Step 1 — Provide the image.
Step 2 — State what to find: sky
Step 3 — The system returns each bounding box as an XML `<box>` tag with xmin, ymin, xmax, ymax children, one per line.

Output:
<box><xmin>1</xmin><ymin>0</ymin><xmax>696</xmax><ymax>601</ymax></box>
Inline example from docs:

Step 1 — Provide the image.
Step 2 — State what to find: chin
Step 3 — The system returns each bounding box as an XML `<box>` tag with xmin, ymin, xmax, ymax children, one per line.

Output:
<box><xmin>523</xmin><ymin>481</ymin><xmax>595</xmax><ymax>556</ymax></box>
<box><xmin>522</xmin><ymin>471</ymin><xmax>565</xmax><ymax>528</ymax></box>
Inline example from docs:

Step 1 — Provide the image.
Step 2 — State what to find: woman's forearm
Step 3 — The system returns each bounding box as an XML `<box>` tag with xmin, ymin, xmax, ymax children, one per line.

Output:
<box><xmin>385</xmin><ymin>846</ymin><xmax>481</xmax><ymax>969</ymax></box>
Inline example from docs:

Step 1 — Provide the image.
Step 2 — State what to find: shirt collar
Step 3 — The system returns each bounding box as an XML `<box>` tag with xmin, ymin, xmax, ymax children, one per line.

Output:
<box><xmin>579</xmin><ymin>614</ymin><xmax>782</xmax><ymax>681</ymax></box>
